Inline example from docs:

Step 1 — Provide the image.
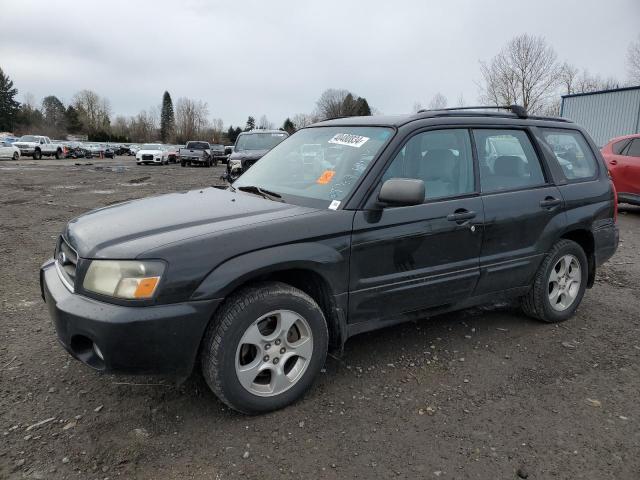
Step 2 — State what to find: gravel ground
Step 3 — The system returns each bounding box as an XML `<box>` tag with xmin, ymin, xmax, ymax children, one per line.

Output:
<box><xmin>1</xmin><ymin>156</ymin><xmax>639</xmax><ymax>480</ymax></box>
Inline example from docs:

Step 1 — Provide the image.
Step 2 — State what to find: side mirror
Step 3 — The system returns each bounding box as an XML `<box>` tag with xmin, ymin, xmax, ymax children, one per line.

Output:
<box><xmin>378</xmin><ymin>178</ymin><xmax>425</xmax><ymax>207</ymax></box>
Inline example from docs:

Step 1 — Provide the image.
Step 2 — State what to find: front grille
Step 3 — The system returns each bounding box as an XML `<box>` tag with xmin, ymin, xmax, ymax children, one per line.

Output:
<box><xmin>55</xmin><ymin>237</ymin><xmax>78</xmax><ymax>289</ymax></box>
<box><xmin>142</xmin><ymin>154</ymin><xmax>153</xmax><ymax>161</ymax></box>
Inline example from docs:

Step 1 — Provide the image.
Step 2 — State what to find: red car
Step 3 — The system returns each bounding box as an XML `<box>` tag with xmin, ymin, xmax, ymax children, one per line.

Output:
<box><xmin>601</xmin><ymin>133</ymin><xmax>640</xmax><ymax>205</ymax></box>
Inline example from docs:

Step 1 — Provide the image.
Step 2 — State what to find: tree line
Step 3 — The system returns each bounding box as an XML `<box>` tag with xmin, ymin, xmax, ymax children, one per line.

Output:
<box><xmin>1</xmin><ymin>33</ymin><xmax>639</xmax><ymax>142</ymax></box>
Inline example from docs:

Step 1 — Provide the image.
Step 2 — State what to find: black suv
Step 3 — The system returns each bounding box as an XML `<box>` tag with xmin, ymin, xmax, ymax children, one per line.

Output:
<box><xmin>40</xmin><ymin>106</ymin><xmax>618</xmax><ymax>414</ymax></box>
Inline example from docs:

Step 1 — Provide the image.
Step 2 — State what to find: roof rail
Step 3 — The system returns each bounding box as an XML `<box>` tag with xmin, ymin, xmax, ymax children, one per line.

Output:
<box><xmin>417</xmin><ymin>104</ymin><xmax>529</xmax><ymax>119</ymax></box>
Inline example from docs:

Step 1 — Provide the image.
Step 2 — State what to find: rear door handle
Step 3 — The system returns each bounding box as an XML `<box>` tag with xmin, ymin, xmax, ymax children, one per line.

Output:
<box><xmin>447</xmin><ymin>209</ymin><xmax>476</xmax><ymax>223</ymax></box>
<box><xmin>540</xmin><ymin>197</ymin><xmax>561</xmax><ymax>209</ymax></box>
<box><xmin>609</xmin><ymin>160</ymin><xmax>618</xmax><ymax>165</ymax></box>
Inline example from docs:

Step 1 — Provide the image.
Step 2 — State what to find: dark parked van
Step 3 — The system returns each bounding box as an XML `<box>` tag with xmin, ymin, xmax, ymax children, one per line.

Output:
<box><xmin>41</xmin><ymin>106</ymin><xmax>618</xmax><ymax>413</ymax></box>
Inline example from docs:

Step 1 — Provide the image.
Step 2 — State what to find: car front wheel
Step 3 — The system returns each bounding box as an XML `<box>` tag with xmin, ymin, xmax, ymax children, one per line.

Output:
<box><xmin>521</xmin><ymin>239</ymin><xmax>588</xmax><ymax>323</ymax></box>
<box><xmin>201</xmin><ymin>282</ymin><xmax>328</xmax><ymax>414</ymax></box>
<box><xmin>13</xmin><ymin>152</ymin><xmax>19</xmax><ymax>160</ymax></box>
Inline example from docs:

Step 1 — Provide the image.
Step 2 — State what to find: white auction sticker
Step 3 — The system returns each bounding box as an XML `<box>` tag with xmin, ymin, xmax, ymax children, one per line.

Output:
<box><xmin>328</xmin><ymin>133</ymin><xmax>369</xmax><ymax>148</ymax></box>
<box><xmin>328</xmin><ymin>200</ymin><xmax>341</xmax><ymax>210</ymax></box>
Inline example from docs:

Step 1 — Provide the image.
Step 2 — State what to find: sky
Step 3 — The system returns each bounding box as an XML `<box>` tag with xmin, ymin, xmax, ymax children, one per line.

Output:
<box><xmin>1</xmin><ymin>0</ymin><xmax>638</xmax><ymax>128</ymax></box>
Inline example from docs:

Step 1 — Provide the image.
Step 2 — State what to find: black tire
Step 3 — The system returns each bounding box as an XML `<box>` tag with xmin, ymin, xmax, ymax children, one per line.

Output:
<box><xmin>205</xmin><ymin>159</ymin><xmax>211</xmax><ymax>168</ymax></box>
<box><xmin>55</xmin><ymin>149</ymin><xmax>62</xmax><ymax>160</ymax></box>
<box><xmin>181</xmin><ymin>160</ymin><xmax>186</xmax><ymax>167</ymax></box>
<box><xmin>12</xmin><ymin>152</ymin><xmax>19</xmax><ymax>161</ymax></box>
<box><xmin>33</xmin><ymin>149</ymin><xmax>42</xmax><ymax>160</ymax></box>
<box><xmin>521</xmin><ymin>239</ymin><xmax>588</xmax><ymax>323</ymax></box>
<box><xmin>201</xmin><ymin>281</ymin><xmax>328</xmax><ymax>414</ymax></box>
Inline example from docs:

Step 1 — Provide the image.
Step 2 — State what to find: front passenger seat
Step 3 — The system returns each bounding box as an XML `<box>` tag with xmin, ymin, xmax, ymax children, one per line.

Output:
<box><xmin>421</xmin><ymin>149</ymin><xmax>456</xmax><ymax>198</ymax></box>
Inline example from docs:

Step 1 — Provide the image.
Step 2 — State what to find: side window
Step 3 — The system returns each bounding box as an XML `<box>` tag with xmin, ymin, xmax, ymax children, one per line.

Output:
<box><xmin>625</xmin><ymin>139</ymin><xmax>640</xmax><ymax>158</ymax></box>
<box><xmin>541</xmin><ymin>129</ymin><xmax>597</xmax><ymax>180</ymax></box>
<box><xmin>473</xmin><ymin>129</ymin><xmax>545</xmax><ymax>193</ymax></box>
<box><xmin>382</xmin><ymin>129</ymin><xmax>474</xmax><ymax>200</ymax></box>
<box><xmin>613</xmin><ymin>139</ymin><xmax>631</xmax><ymax>155</ymax></box>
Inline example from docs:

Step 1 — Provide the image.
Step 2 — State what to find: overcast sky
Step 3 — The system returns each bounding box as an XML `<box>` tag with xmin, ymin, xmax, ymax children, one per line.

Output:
<box><xmin>1</xmin><ymin>0</ymin><xmax>638</xmax><ymax>128</ymax></box>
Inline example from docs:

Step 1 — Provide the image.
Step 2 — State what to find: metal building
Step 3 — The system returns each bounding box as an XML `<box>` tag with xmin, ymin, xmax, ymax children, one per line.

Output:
<box><xmin>560</xmin><ymin>85</ymin><xmax>640</xmax><ymax>147</ymax></box>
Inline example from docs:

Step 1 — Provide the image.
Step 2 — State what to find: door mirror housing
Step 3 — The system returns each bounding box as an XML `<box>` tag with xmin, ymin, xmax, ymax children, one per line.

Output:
<box><xmin>378</xmin><ymin>178</ymin><xmax>425</xmax><ymax>207</ymax></box>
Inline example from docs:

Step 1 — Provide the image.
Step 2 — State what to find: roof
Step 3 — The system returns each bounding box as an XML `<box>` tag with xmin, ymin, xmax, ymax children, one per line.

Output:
<box><xmin>561</xmin><ymin>84</ymin><xmax>640</xmax><ymax>99</ymax></box>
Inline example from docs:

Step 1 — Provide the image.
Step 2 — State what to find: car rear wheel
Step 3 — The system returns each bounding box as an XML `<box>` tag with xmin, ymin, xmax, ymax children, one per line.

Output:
<box><xmin>201</xmin><ymin>281</ymin><xmax>328</xmax><ymax>414</ymax></box>
<box><xmin>12</xmin><ymin>152</ymin><xmax>19</xmax><ymax>160</ymax></box>
<box><xmin>521</xmin><ymin>239</ymin><xmax>588</xmax><ymax>323</ymax></box>
<box><xmin>55</xmin><ymin>149</ymin><xmax>62</xmax><ymax>159</ymax></box>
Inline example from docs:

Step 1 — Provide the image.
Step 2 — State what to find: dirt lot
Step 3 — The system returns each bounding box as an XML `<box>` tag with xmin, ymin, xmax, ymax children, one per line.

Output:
<box><xmin>1</xmin><ymin>156</ymin><xmax>639</xmax><ymax>479</ymax></box>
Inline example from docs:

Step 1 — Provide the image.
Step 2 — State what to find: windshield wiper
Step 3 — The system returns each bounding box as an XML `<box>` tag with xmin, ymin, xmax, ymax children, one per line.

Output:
<box><xmin>237</xmin><ymin>185</ymin><xmax>283</xmax><ymax>201</ymax></box>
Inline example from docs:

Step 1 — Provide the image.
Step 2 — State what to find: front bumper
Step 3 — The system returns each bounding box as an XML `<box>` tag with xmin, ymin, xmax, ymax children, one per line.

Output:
<box><xmin>40</xmin><ymin>259</ymin><xmax>221</xmax><ymax>377</ymax></box>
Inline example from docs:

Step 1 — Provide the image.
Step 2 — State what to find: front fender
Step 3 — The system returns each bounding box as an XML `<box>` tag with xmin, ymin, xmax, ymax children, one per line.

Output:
<box><xmin>190</xmin><ymin>242</ymin><xmax>348</xmax><ymax>301</ymax></box>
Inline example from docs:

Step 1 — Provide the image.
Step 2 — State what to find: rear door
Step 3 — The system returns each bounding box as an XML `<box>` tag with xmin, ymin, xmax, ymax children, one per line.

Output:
<box><xmin>473</xmin><ymin>128</ymin><xmax>565</xmax><ymax>295</ymax></box>
<box><xmin>609</xmin><ymin>138</ymin><xmax>640</xmax><ymax>196</ymax></box>
<box><xmin>348</xmin><ymin>128</ymin><xmax>484</xmax><ymax>325</ymax></box>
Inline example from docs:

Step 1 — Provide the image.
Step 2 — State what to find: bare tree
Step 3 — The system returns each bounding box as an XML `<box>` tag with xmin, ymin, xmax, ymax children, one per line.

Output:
<box><xmin>456</xmin><ymin>94</ymin><xmax>466</xmax><ymax>107</ymax></box>
<box><xmin>411</xmin><ymin>102</ymin><xmax>423</xmax><ymax>113</ymax></box>
<box><xmin>627</xmin><ymin>34</ymin><xmax>640</xmax><ymax>84</ymax></box>
<box><xmin>291</xmin><ymin>113</ymin><xmax>315</xmax><ymax>129</ymax></box>
<box><xmin>210</xmin><ymin>117</ymin><xmax>224</xmax><ymax>143</ymax></box>
<box><xmin>428</xmin><ymin>92</ymin><xmax>448</xmax><ymax>110</ymax></box>
<box><xmin>72</xmin><ymin>90</ymin><xmax>111</xmax><ymax>132</ymax></box>
<box><xmin>257</xmin><ymin>114</ymin><xmax>274</xmax><ymax>130</ymax></box>
<box><xmin>315</xmin><ymin>88</ymin><xmax>350</xmax><ymax>120</ymax></box>
<box><xmin>175</xmin><ymin>98</ymin><xmax>209</xmax><ymax>142</ymax></box>
<box><xmin>559</xmin><ymin>62</ymin><xmax>579</xmax><ymax>94</ymax></box>
<box><xmin>479</xmin><ymin>34</ymin><xmax>560</xmax><ymax>114</ymax></box>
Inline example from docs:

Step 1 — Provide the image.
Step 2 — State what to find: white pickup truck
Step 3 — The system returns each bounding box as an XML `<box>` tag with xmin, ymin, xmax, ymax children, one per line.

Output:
<box><xmin>13</xmin><ymin>135</ymin><xmax>64</xmax><ymax>160</ymax></box>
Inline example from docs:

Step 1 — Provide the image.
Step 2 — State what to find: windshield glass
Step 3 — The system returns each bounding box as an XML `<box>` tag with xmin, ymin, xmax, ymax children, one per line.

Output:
<box><xmin>20</xmin><ymin>135</ymin><xmax>39</xmax><ymax>142</ymax></box>
<box><xmin>141</xmin><ymin>144</ymin><xmax>162</xmax><ymax>150</ymax></box>
<box><xmin>236</xmin><ymin>132</ymin><xmax>288</xmax><ymax>151</ymax></box>
<box><xmin>234</xmin><ymin>126</ymin><xmax>393</xmax><ymax>208</ymax></box>
<box><xmin>186</xmin><ymin>142</ymin><xmax>209</xmax><ymax>150</ymax></box>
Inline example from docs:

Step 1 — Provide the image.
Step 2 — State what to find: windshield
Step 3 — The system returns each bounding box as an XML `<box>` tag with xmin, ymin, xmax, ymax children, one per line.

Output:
<box><xmin>141</xmin><ymin>144</ymin><xmax>162</xmax><ymax>150</ymax></box>
<box><xmin>234</xmin><ymin>126</ymin><xmax>393</xmax><ymax>208</ymax></box>
<box><xmin>186</xmin><ymin>142</ymin><xmax>209</xmax><ymax>150</ymax></box>
<box><xmin>236</xmin><ymin>132</ymin><xmax>288</xmax><ymax>151</ymax></box>
<box><xmin>19</xmin><ymin>135</ymin><xmax>39</xmax><ymax>142</ymax></box>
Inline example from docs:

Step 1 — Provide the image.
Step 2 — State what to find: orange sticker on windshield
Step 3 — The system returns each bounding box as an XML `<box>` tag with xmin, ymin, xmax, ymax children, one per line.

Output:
<box><xmin>316</xmin><ymin>170</ymin><xmax>336</xmax><ymax>184</ymax></box>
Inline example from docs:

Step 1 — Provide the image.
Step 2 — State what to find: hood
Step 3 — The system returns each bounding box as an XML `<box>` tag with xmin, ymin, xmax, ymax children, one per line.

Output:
<box><xmin>14</xmin><ymin>141</ymin><xmax>37</xmax><ymax>147</ymax></box>
<box><xmin>137</xmin><ymin>149</ymin><xmax>162</xmax><ymax>155</ymax></box>
<box><xmin>64</xmin><ymin>187</ymin><xmax>314</xmax><ymax>258</ymax></box>
<box><xmin>229</xmin><ymin>149</ymin><xmax>269</xmax><ymax>162</ymax></box>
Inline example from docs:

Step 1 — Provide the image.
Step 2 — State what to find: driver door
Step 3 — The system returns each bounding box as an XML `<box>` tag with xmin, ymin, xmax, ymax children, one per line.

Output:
<box><xmin>348</xmin><ymin>128</ymin><xmax>484</xmax><ymax>326</ymax></box>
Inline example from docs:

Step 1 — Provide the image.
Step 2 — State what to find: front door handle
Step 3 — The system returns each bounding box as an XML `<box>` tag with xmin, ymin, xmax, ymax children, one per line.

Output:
<box><xmin>447</xmin><ymin>209</ymin><xmax>476</xmax><ymax>223</ymax></box>
<box><xmin>540</xmin><ymin>197</ymin><xmax>561</xmax><ymax>209</ymax></box>
<box><xmin>609</xmin><ymin>159</ymin><xmax>618</xmax><ymax>166</ymax></box>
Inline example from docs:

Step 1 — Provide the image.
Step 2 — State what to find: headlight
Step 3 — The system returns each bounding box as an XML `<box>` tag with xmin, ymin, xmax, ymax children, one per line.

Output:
<box><xmin>83</xmin><ymin>260</ymin><xmax>164</xmax><ymax>299</ymax></box>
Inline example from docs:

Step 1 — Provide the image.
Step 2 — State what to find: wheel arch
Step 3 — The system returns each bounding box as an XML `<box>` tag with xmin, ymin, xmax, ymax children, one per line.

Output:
<box><xmin>560</xmin><ymin>228</ymin><xmax>595</xmax><ymax>287</ymax></box>
<box><xmin>193</xmin><ymin>245</ymin><xmax>348</xmax><ymax>349</ymax></box>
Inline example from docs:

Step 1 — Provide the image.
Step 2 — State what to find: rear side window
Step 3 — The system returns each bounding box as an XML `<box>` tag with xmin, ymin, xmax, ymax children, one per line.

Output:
<box><xmin>613</xmin><ymin>139</ymin><xmax>631</xmax><ymax>155</ymax></box>
<box><xmin>382</xmin><ymin>129</ymin><xmax>474</xmax><ymax>200</ymax></box>
<box><xmin>540</xmin><ymin>129</ymin><xmax>597</xmax><ymax>180</ymax></box>
<box><xmin>625</xmin><ymin>139</ymin><xmax>640</xmax><ymax>157</ymax></box>
<box><xmin>473</xmin><ymin>129</ymin><xmax>545</xmax><ymax>193</ymax></box>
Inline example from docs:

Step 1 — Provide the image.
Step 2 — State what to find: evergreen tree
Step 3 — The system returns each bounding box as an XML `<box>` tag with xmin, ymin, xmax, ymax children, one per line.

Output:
<box><xmin>65</xmin><ymin>105</ymin><xmax>83</xmax><ymax>133</ymax></box>
<box><xmin>282</xmin><ymin>117</ymin><xmax>295</xmax><ymax>134</ymax></box>
<box><xmin>235</xmin><ymin>126</ymin><xmax>242</xmax><ymax>139</ymax></box>
<box><xmin>245</xmin><ymin>116</ymin><xmax>255</xmax><ymax>131</ymax></box>
<box><xmin>160</xmin><ymin>91</ymin><xmax>175</xmax><ymax>143</ymax></box>
<box><xmin>42</xmin><ymin>95</ymin><xmax>66</xmax><ymax>131</ymax></box>
<box><xmin>0</xmin><ymin>67</ymin><xmax>20</xmax><ymax>131</ymax></box>
<box><xmin>355</xmin><ymin>97</ymin><xmax>371</xmax><ymax>116</ymax></box>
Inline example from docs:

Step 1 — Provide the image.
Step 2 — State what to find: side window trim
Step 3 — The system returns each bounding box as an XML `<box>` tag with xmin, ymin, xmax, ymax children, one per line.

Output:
<box><xmin>471</xmin><ymin>127</ymin><xmax>550</xmax><ymax>195</ymax></box>
<box><xmin>374</xmin><ymin>127</ymin><xmax>479</xmax><ymax>206</ymax></box>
